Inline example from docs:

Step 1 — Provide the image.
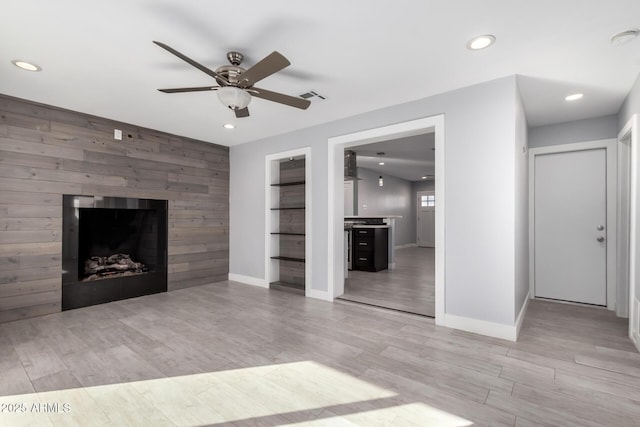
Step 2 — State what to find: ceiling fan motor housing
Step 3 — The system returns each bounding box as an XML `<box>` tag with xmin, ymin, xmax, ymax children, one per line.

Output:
<box><xmin>226</xmin><ymin>51</ymin><xmax>244</xmax><ymax>66</ymax></box>
<box><xmin>214</xmin><ymin>65</ymin><xmax>246</xmax><ymax>86</ymax></box>
<box><xmin>213</xmin><ymin>52</ymin><xmax>247</xmax><ymax>86</ymax></box>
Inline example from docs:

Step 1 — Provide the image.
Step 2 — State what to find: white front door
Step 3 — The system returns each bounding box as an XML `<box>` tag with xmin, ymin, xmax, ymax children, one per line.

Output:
<box><xmin>534</xmin><ymin>148</ymin><xmax>607</xmax><ymax>305</ymax></box>
<box><xmin>417</xmin><ymin>191</ymin><xmax>435</xmax><ymax>247</ymax></box>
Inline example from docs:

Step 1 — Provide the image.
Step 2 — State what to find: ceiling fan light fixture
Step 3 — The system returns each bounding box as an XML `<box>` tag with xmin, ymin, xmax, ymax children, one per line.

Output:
<box><xmin>217</xmin><ymin>86</ymin><xmax>251</xmax><ymax>110</ymax></box>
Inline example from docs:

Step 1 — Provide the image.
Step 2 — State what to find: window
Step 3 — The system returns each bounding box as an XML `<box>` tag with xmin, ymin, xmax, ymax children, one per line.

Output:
<box><xmin>421</xmin><ymin>194</ymin><xmax>435</xmax><ymax>207</ymax></box>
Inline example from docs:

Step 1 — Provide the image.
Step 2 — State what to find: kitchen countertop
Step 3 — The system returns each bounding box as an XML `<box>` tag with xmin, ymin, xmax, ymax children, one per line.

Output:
<box><xmin>352</xmin><ymin>225</ymin><xmax>390</xmax><ymax>229</ymax></box>
<box><xmin>344</xmin><ymin>215</ymin><xmax>402</xmax><ymax>219</ymax></box>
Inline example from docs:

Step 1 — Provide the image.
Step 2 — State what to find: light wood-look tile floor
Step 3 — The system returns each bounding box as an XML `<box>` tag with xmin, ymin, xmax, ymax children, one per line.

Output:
<box><xmin>0</xmin><ymin>281</ymin><xmax>638</xmax><ymax>426</ymax></box>
<box><xmin>340</xmin><ymin>246</ymin><xmax>435</xmax><ymax>317</ymax></box>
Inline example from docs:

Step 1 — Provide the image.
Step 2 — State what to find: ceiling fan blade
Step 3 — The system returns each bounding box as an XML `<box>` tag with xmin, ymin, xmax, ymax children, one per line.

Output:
<box><xmin>251</xmin><ymin>87</ymin><xmax>311</xmax><ymax>110</ymax></box>
<box><xmin>234</xmin><ymin>107</ymin><xmax>250</xmax><ymax>118</ymax></box>
<box><xmin>158</xmin><ymin>86</ymin><xmax>219</xmax><ymax>93</ymax></box>
<box><xmin>238</xmin><ymin>51</ymin><xmax>290</xmax><ymax>88</ymax></box>
<box><xmin>153</xmin><ymin>41</ymin><xmax>228</xmax><ymax>84</ymax></box>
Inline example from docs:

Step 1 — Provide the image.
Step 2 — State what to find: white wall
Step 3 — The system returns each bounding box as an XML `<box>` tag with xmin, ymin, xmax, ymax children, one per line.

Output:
<box><xmin>619</xmin><ymin>74</ymin><xmax>640</xmax><ymax>303</ymax></box>
<box><xmin>356</xmin><ymin>167</ymin><xmax>413</xmax><ymax>246</ymax></box>
<box><xmin>618</xmin><ymin>74</ymin><xmax>640</xmax><ymax>308</ymax></box>
<box><xmin>528</xmin><ymin>115</ymin><xmax>618</xmax><ymax>148</ymax></box>
<box><xmin>412</xmin><ymin>180</ymin><xmax>436</xmax><ymax>194</ymax></box>
<box><xmin>230</xmin><ymin>75</ymin><xmax>521</xmax><ymax>327</ymax></box>
<box><xmin>619</xmin><ymin>73</ymin><xmax>640</xmax><ymax>129</ymax></box>
<box><xmin>514</xmin><ymin>80</ymin><xmax>529</xmax><ymax>321</ymax></box>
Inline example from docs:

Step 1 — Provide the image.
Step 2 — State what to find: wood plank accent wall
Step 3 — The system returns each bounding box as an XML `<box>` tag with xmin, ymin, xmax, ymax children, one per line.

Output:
<box><xmin>0</xmin><ymin>94</ymin><xmax>229</xmax><ymax>323</ymax></box>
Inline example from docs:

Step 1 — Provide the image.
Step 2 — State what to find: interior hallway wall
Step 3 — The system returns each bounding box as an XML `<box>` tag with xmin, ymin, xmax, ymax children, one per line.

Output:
<box><xmin>230</xmin><ymin>75</ymin><xmax>523</xmax><ymax>328</ymax></box>
<box><xmin>618</xmin><ymin>72</ymin><xmax>640</xmax><ymax>129</ymax></box>
<box><xmin>356</xmin><ymin>167</ymin><xmax>413</xmax><ymax>246</ymax></box>
<box><xmin>617</xmin><ymin>72</ymin><xmax>640</xmax><ymax>308</ymax></box>
<box><xmin>528</xmin><ymin>115</ymin><xmax>618</xmax><ymax>148</ymax></box>
<box><xmin>514</xmin><ymin>81</ymin><xmax>529</xmax><ymax>322</ymax></box>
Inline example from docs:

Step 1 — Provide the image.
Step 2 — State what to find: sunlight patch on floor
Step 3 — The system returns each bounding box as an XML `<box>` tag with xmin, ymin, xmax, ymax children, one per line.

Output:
<box><xmin>0</xmin><ymin>360</ymin><xmax>470</xmax><ymax>426</ymax></box>
<box><xmin>282</xmin><ymin>402</ymin><xmax>474</xmax><ymax>427</ymax></box>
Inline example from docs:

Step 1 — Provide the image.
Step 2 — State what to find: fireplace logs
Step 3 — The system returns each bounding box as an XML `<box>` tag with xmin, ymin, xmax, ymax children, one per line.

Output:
<box><xmin>82</xmin><ymin>253</ymin><xmax>147</xmax><ymax>281</ymax></box>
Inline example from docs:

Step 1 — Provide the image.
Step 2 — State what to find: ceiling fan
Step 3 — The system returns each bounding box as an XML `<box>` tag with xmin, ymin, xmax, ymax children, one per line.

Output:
<box><xmin>153</xmin><ymin>41</ymin><xmax>311</xmax><ymax>118</ymax></box>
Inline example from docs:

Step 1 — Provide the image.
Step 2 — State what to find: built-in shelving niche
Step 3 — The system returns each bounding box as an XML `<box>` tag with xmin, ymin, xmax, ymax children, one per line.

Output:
<box><xmin>268</xmin><ymin>156</ymin><xmax>307</xmax><ymax>295</ymax></box>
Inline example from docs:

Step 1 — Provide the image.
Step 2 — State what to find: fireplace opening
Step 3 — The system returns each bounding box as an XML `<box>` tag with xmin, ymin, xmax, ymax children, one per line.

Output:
<box><xmin>62</xmin><ymin>196</ymin><xmax>168</xmax><ymax>311</ymax></box>
<box><xmin>78</xmin><ymin>208</ymin><xmax>158</xmax><ymax>281</ymax></box>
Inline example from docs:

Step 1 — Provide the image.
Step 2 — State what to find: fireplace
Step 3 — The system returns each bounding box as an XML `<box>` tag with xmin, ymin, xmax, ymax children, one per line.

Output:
<box><xmin>62</xmin><ymin>195</ymin><xmax>168</xmax><ymax>311</ymax></box>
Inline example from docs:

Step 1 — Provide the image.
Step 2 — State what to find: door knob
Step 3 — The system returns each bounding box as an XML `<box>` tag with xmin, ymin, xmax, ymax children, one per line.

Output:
<box><xmin>597</xmin><ymin>236</ymin><xmax>605</xmax><ymax>242</ymax></box>
<box><xmin>597</xmin><ymin>225</ymin><xmax>604</xmax><ymax>231</ymax></box>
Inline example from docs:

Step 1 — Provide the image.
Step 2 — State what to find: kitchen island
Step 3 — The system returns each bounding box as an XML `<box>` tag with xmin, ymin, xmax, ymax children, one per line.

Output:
<box><xmin>344</xmin><ymin>215</ymin><xmax>401</xmax><ymax>269</ymax></box>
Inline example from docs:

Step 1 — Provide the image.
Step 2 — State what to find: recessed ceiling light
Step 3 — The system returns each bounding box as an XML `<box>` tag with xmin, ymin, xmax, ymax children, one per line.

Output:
<box><xmin>12</xmin><ymin>60</ymin><xmax>41</xmax><ymax>71</ymax></box>
<box><xmin>378</xmin><ymin>162</ymin><xmax>385</xmax><ymax>166</ymax></box>
<box><xmin>222</xmin><ymin>123</ymin><xmax>235</xmax><ymax>129</ymax></box>
<box><xmin>610</xmin><ymin>29</ymin><xmax>639</xmax><ymax>46</ymax></box>
<box><xmin>565</xmin><ymin>93</ymin><xmax>584</xmax><ymax>101</ymax></box>
<box><xmin>421</xmin><ymin>176</ymin><xmax>427</xmax><ymax>180</ymax></box>
<box><xmin>467</xmin><ymin>35</ymin><xmax>496</xmax><ymax>50</ymax></box>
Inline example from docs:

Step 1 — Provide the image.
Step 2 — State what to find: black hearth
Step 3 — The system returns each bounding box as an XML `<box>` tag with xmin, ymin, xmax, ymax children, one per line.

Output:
<box><xmin>62</xmin><ymin>195</ymin><xmax>168</xmax><ymax>311</ymax></box>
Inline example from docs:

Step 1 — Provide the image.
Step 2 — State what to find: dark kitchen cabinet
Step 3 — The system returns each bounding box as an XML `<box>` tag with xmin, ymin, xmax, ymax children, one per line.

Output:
<box><xmin>352</xmin><ymin>227</ymin><xmax>388</xmax><ymax>272</ymax></box>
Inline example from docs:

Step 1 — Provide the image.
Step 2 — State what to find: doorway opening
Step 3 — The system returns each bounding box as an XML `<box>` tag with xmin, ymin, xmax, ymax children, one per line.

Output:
<box><xmin>327</xmin><ymin>115</ymin><xmax>445</xmax><ymax>324</ymax></box>
<box><xmin>338</xmin><ymin>136</ymin><xmax>436</xmax><ymax>316</ymax></box>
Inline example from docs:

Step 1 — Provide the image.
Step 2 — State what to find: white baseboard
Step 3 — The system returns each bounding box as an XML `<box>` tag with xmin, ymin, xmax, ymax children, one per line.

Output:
<box><xmin>632</xmin><ymin>298</ymin><xmax>640</xmax><ymax>353</ymax></box>
<box><xmin>515</xmin><ymin>293</ymin><xmax>530</xmax><ymax>340</ymax></box>
<box><xmin>444</xmin><ymin>313</ymin><xmax>518</xmax><ymax>342</ymax></box>
<box><xmin>227</xmin><ymin>274</ymin><xmax>333</xmax><ymax>303</ymax></box>
<box><xmin>632</xmin><ymin>333</ymin><xmax>640</xmax><ymax>353</ymax></box>
<box><xmin>395</xmin><ymin>243</ymin><xmax>418</xmax><ymax>250</ymax></box>
<box><xmin>228</xmin><ymin>273</ymin><xmax>268</xmax><ymax>288</ymax></box>
<box><xmin>306</xmin><ymin>288</ymin><xmax>333</xmax><ymax>302</ymax></box>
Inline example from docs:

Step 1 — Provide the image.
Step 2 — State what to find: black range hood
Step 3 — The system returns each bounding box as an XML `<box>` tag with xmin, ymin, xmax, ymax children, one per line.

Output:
<box><xmin>344</xmin><ymin>150</ymin><xmax>358</xmax><ymax>180</ymax></box>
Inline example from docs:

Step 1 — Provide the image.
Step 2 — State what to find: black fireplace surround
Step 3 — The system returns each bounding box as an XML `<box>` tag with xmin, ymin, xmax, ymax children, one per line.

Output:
<box><xmin>62</xmin><ymin>195</ymin><xmax>168</xmax><ymax>311</ymax></box>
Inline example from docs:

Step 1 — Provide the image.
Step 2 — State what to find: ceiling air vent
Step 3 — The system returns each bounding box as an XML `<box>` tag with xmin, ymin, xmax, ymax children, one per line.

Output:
<box><xmin>299</xmin><ymin>90</ymin><xmax>326</xmax><ymax>101</ymax></box>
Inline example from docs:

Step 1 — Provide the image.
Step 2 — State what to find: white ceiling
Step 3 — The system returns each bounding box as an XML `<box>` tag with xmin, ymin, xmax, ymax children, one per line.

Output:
<box><xmin>353</xmin><ymin>134</ymin><xmax>435</xmax><ymax>182</ymax></box>
<box><xmin>2</xmin><ymin>1</ymin><xmax>639</xmax><ymax>146</ymax></box>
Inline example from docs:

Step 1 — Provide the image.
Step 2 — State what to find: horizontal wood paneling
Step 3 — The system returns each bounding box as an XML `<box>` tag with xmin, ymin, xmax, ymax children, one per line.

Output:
<box><xmin>0</xmin><ymin>94</ymin><xmax>229</xmax><ymax>322</ymax></box>
<box><xmin>0</xmin><ymin>277</ymin><xmax>59</xmax><ymax>298</ymax></box>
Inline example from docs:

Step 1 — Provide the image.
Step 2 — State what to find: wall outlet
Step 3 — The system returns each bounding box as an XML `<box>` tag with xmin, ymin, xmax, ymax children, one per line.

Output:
<box><xmin>114</xmin><ymin>129</ymin><xmax>122</xmax><ymax>140</ymax></box>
